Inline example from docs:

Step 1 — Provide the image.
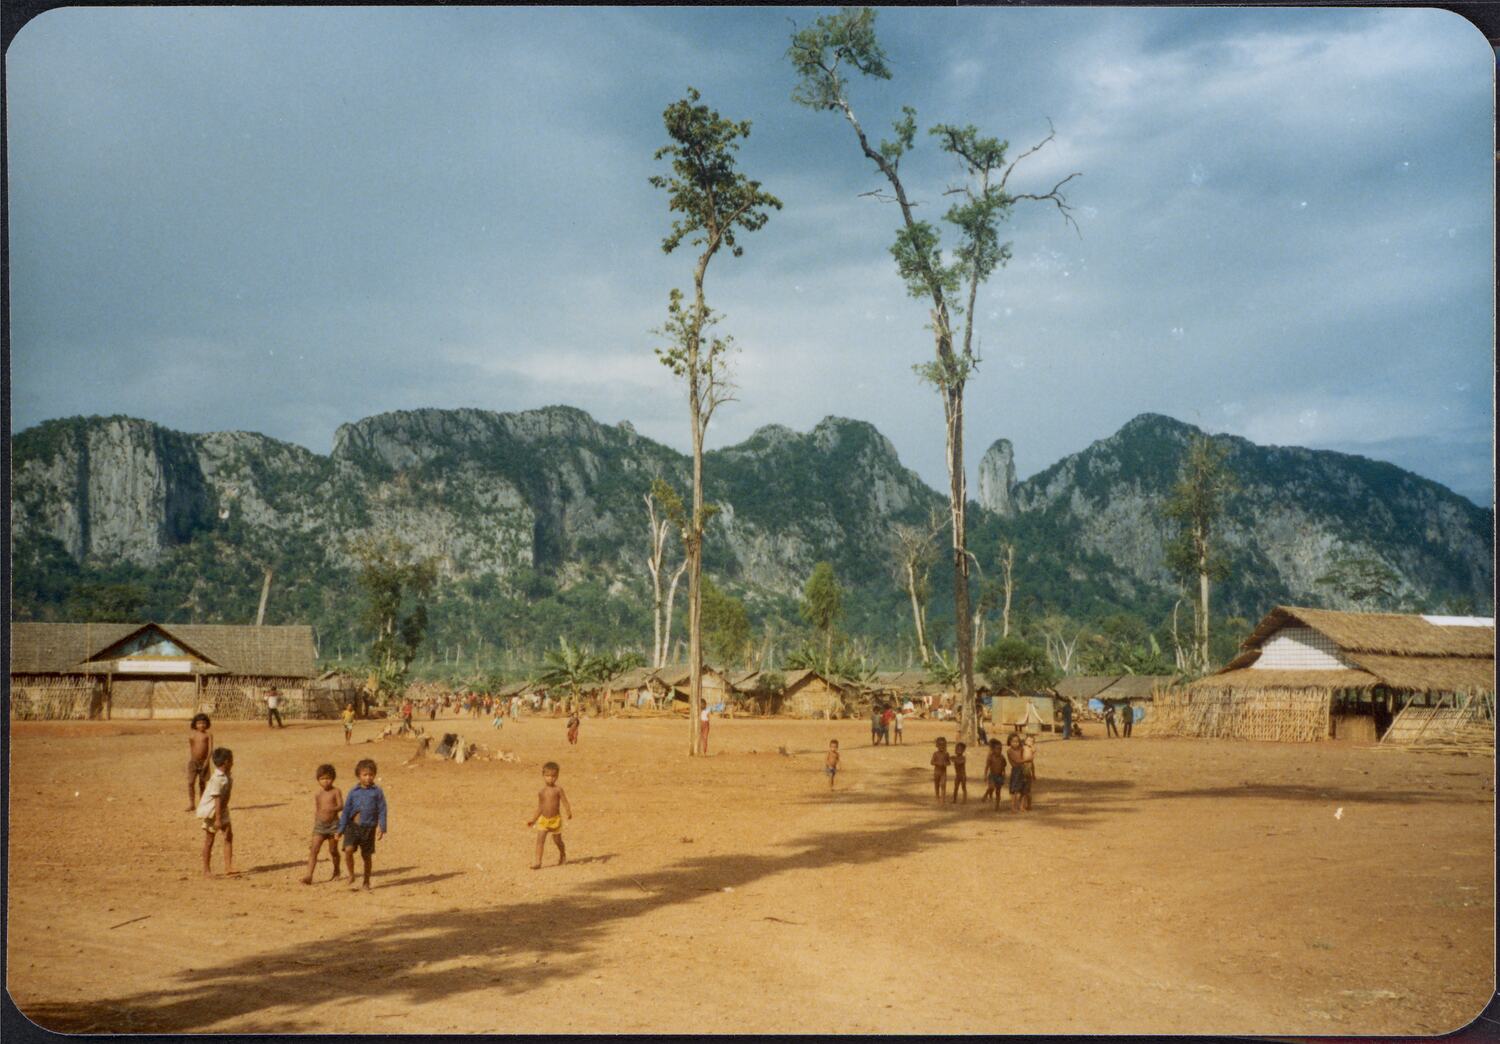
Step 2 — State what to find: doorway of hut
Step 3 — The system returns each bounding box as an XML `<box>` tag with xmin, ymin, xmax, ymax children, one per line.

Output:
<box><xmin>1330</xmin><ymin>688</ymin><xmax>1393</xmax><ymax>743</ymax></box>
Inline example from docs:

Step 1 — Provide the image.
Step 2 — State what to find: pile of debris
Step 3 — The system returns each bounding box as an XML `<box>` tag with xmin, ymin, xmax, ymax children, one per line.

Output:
<box><xmin>403</xmin><ymin>732</ymin><xmax>520</xmax><ymax>766</ymax></box>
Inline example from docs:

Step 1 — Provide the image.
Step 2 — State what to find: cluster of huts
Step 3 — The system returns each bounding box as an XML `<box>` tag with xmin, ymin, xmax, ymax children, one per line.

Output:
<box><xmin>9</xmin><ymin>607</ymin><xmax>1494</xmax><ymax>749</ymax></box>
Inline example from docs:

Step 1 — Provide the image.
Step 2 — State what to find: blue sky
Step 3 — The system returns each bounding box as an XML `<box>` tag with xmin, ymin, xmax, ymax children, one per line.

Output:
<box><xmin>7</xmin><ymin>7</ymin><xmax>1495</xmax><ymax>504</ymax></box>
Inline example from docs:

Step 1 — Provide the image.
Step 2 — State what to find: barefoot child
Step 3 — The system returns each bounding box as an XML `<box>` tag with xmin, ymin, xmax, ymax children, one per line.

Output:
<box><xmin>300</xmin><ymin>764</ymin><xmax>344</xmax><ymax>884</ymax></box>
<box><xmin>186</xmin><ymin>713</ymin><xmax>215</xmax><ymax>811</ymax></box>
<box><xmin>337</xmin><ymin>759</ymin><xmax>388</xmax><ymax>890</ymax></box>
<box><xmin>1007</xmin><ymin>734</ymin><xmax>1032</xmax><ymax>813</ymax></box>
<box><xmin>566</xmin><ymin>712</ymin><xmax>581</xmax><ymax>746</ymax></box>
<box><xmin>825</xmin><ymin>739</ymin><xmax>840</xmax><ymax>789</ymax></box>
<box><xmin>197</xmin><ymin>747</ymin><xmax>235</xmax><ymax>877</ymax></box>
<box><xmin>951</xmin><ymin>741</ymin><xmax>968</xmax><ymax>803</ymax></box>
<box><xmin>930</xmin><ymin>737</ymin><xmax>951</xmax><ymax>803</ymax></box>
<box><xmin>341</xmin><ymin>704</ymin><xmax>355</xmax><ymax>745</ymax></box>
<box><xmin>984</xmin><ymin>738</ymin><xmax>1005</xmax><ymax>811</ymax></box>
<box><xmin>527</xmin><ymin>761</ymin><xmax>572</xmax><ymax>868</ymax></box>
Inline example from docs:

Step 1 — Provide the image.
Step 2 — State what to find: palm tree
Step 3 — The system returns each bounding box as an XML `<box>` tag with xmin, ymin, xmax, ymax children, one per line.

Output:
<box><xmin>536</xmin><ymin>637</ymin><xmax>607</xmax><ymax>714</ymax></box>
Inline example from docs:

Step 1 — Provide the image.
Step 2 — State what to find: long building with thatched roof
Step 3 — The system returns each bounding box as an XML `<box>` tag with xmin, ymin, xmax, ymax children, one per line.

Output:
<box><xmin>1154</xmin><ymin>607</ymin><xmax>1494</xmax><ymax>743</ymax></box>
<box><xmin>10</xmin><ymin>621</ymin><xmax>319</xmax><ymax>720</ymax></box>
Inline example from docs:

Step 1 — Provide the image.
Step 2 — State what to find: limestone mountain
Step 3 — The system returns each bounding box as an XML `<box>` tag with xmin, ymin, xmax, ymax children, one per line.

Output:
<box><xmin>10</xmin><ymin>407</ymin><xmax>1493</xmax><ymax>659</ymax></box>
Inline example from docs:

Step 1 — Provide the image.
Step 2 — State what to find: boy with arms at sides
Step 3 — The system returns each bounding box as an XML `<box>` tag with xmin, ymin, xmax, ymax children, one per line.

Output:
<box><xmin>950</xmin><ymin>741</ymin><xmax>968</xmax><ymax>803</ymax></box>
<box><xmin>824</xmin><ymin>739</ymin><xmax>840</xmax><ymax>789</ymax></box>
<box><xmin>300</xmin><ymin>764</ymin><xmax>344</xmax><ymax>884</ymax></box>
<box><xmin>186</xmin><ymin>713</ymin><xmax>215</xmax><ymax>811</ymax></box>
<box><xmin>930</xmin><ymin>737</ymin><xmax>951</xmax><ymax>803</ymax></box>
<box><xmin>197</xmin><ymin>747</ymin><xmax>235</xmax><ymax>877</ymax></box>
<box><xmin>337</xmin><ymin>758</ymin><xmax>388</xmax><ymax>890</ymax></box>
<box><xmin>983</xmin><ymin>738</ymin><xmax>1006</xmax><ymax>811</ymax></box>
<box><xmin>527</xmin><ymin>761</ymin><xmax>573</xmax><ymax>869</ymax></box>
<box><xmin>341</xmin><ymin>703</ymin><xmax>356</xmax><ymax>745</ymax></box>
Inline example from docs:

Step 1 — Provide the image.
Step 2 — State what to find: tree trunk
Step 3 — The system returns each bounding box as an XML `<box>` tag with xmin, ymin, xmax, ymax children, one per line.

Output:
<box><xmin>905</xmin><ymin>562</ymin><xmax>930</xmax><ymax>665</ymax></box>
<box><xmin>255</xmin><ymin>569</ymin><xmax>273</xmax><ymax>626</ymax></box>
<box><xmin>662</xmin><ymin>560</ymin><xmax>686</xmax><ymax>668</ymax></box>
<box><xmin>946</xmin><ymin>387</ymin><xmax>977</xmax><ymax>748</ymax></box>
<box><xmin>1001</xmin><ymin>544</ymin><xmax>1014</xmax><ymax>639</ymax></box>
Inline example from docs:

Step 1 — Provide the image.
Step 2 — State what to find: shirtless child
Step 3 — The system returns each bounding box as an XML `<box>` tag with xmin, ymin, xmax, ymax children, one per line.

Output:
<box><xmin>197</xmin><ymin>748</ymin><xmax>235</xmax><ymax>877</ymax></box>
<box><xmin>186</xmin><ymin>713</ymin><xmax>215</xmax><ymax>811</ymax></box>
<box><xmin>825</xmin><ymin>739</ymin><xmax>840</xmax><ymax>789</ymax></box>
<box><xmin>1007</xmin><ymin>734</ymin><xmax>1032</xmax><ymax>813</ymax></box>
<box><xmin>300</xmin><ymin>764</ymin><xmax>344</xmax><ymax>884</ymax></box>
<box><xmin>950</xmin><ymin>741</ymin><xmax>968</xmax><ymax>803</ymax></box>
<box><xmin>984</xmin><ymin>738</ymin><xmax>1006</xmax><ymax>811</ymax></box>
<box><xmin>930</xmin><ymin>737</ymin><xmax>951</xmax><ymax>803</ymax></box>
<box><xmin>527</xmin><ymin>761</ymin><xmax>573</xmax><ymax>869</ymax></box>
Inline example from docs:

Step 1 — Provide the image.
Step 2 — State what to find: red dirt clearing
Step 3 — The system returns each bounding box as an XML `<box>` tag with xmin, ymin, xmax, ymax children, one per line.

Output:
<box><xmin>6</xmin><ymin>715</ymin><xmax>1494</xmax><ymax>1034</ymax></box>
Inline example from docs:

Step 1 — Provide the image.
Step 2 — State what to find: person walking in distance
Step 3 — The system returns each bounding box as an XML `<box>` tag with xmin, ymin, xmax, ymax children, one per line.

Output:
<box><xmin>1104</xmin><ymin>703</ymin><xmax>1119</xmax><ymax>738</ymax></box>
<box><xmin>265</xmin><ymin>687</ymin><xmax>285</xmax><ymax>729</ymax></box>
<box><xmin>1121</xmin><ymin>702</ymin><xmax>1133</xmax><ymax>738</ymax></box>
<box><xmin>699</xmin><ymin>701</ymin><xmax>712</xmax><ymax>754</ymax></box>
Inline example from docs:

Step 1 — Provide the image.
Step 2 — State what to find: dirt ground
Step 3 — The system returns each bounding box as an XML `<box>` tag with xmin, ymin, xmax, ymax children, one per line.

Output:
<box><xmin>6</xmin><ymin>712</ymin><xmax>1495</xmax><ymax>1035</ymax></box>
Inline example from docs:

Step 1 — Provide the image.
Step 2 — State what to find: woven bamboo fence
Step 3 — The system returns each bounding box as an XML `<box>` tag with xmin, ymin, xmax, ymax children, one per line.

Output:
<box><xmin>1379</xmin><ymin>691</ymin><xmax>1494</xmax><ymax>754</ymax></box>
<box><xmin>1150</xmin><ymin>686</ymin><xmax>1332</xmax><ymax>742</ymax></box>
<box><xmin>201</xmin><ymin>678</ymin><xmax>322</xmax><ymax>719</ymax></box>
<box><xmin>9</xmin><ymin>679</ymin><xmax>103</xmax><ymax>720</ymax></box>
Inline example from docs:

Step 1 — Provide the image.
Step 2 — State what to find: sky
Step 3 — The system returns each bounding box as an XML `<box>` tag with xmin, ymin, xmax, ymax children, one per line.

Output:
<box><xmin>7</xmin><ymin>7</ymin><xmax>1495</xmax><ymax>505</ymax></box>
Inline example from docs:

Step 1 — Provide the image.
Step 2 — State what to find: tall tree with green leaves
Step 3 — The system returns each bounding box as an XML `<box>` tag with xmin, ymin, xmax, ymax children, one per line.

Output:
<box><xmin>701</xmin><ymin>576</ymin><xmax>752</xmax><ymax>669</ymax></box>
<box><xmin>352</xmin><ymin>534</ymin><xmax>437</xmax><ymax>697</ymax></box>
<box><xmin>651</xmin><ymin>87</ymin><xmax>781</xmax><ymax>756</ymax></box>
<box><xmin>787</xmin><ymin>7</ymin><xmax>1078</xmax><ymax>747</ymax></box>
<box><xmin>1316</xmin><ymin>552</ymin><xmax>1403</xmax><ymax>611</ymax></box>
<box><xmin>801</xmin><ymin>561</ymin><xmax>845</xmax><ymax>662</ymax></box>
<box><xmin>1163</xmin><ymin>435</ymin><xmax>1237</xmax><ymax>672</ymax></box>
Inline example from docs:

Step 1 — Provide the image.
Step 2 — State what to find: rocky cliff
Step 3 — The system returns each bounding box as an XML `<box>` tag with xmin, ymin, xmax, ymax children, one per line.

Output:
<box><xmin>11</xmin><ymin>408</ymin><xmax>1493</xmax><ymax>645</ymax></box>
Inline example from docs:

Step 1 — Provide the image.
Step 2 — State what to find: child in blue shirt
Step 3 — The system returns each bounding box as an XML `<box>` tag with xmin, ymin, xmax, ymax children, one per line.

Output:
<box><xmin>337</xmin><ymin>758</ymin><xmax>388</xmax><ymax>890</ymax></box>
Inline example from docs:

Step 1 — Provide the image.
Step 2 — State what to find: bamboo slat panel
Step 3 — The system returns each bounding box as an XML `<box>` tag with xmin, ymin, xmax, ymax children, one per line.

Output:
<box><xmin>1151</xmin><ymin>687</ymin><xmax>1331</xmax><ymax>742</ymax></box>
<box><xmin>9</xmin><ymin>681</ymin><xmax>101</xmax><ymax>720</ymax></box>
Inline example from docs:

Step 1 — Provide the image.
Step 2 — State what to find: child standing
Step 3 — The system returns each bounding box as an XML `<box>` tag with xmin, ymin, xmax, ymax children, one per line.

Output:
<box><xmin>566</xmin><ymin>711</ymin><xmax>581</xmax><ymax>746</ymax></box>
<box><xmin>341</xmin><ymin>703</ymin><xmax>355</xmax><ymax>745</ymax></box>
<box><xmin>1006</xmin><ymin>734</ymin><xmax>1032</xmax><ymax>813</ymax></box>
<box><xmin>950</xmin><ymin>741</ymin><xmax>968</xmax><ymax>803</ymax></box>
<box><xmin>186</xmin><ymin>713</ymin><xmax>215</xmax><ymax>811</ymax></box>
<box><xmin>527</xmin><ymin>761</ymin><xmax>573</xmax><ymax>869</ymax></box>
<box><xmin>196</xmin><ymin>747</ymin><xmax>235</xmax><ymax>877</ymax></box>
<box><xmin>930</xmin><ymin>737</ymin><xmax>951</xmax><ymax>803</ymax></box>
<box><xmin>824</xmin><ymin>739</ymin><xmax>840</xmax><ymax>789</ymax></box>
<box><xmin>984</xmin><ymin>738</ymin><xmax>1006</xmax><ymax>811</ymax></box>
<box><xmin>337</xmin><ymin>758</ymin><xmax>388</xmax><ymax>890</ymax></box>
<box><xmin>893</xmin><ymin>708</ymin><xmax>905</xmax><ymax>745</ymax></box>
<box><xmin>301</xmin><ymin>764</ymin><xmax>344</xmax><ymax>884</ymax></box>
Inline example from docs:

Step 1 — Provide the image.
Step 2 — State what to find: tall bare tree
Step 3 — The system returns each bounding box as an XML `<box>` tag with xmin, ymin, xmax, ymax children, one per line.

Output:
<box><xmin>891</xmin><ymin>510</ymin><xmax>944</xmax><ymax>665</ymax></box>
<box><xmin>998</xmin><ymin>540</ymin><xmax>1016</xmax><ymax>639</ymax></box>
<box><xmin>1164</xmin><ymin>434</ymin><xmax>1237</xmax><ymax>672</ymax></box>
<box><xmin>650</xmin><ymin>88</ymin><xmax>781</xmax><ymax>755</ymax></box>
<box><xmin>644</xmin><ymin>479</ymin><xmax>690</xmax><ymax>668</ymax></box>
<box><xmin>788</xmin><ymin>8</ymin><xmax>1078</xmax><ymax>746</ymax></box>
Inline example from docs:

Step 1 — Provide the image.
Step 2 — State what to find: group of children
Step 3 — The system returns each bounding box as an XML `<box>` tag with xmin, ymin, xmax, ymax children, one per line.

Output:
<box><xmin>823</xmin><ymin>729</ymin><xmax>1037</xmax><ymax>812</ymax></box>
<box><xmin>187</xmin><ymin>704</ymin><xmax>575</xmax><ymax>886</ymax></box>
<box><xmin>927</xmin><ymin>733</ymin><xmax>1034</xmax><ymax>811</ymax></box>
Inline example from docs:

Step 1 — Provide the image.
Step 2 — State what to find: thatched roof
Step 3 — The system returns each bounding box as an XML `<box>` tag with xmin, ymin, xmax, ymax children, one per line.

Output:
<box><xmin>654</xmin><ymin>663</ymin><xmax>729</xmax><ymax>688</ymax></box>
<box><xmin>1192</xmin><ymin>668</ymin><xmax>1381</xmax><ymax>691</ymax></box>
<box><xmin>1201</xmin><ymin>607</ymin><xmax>1494</xmax><ymax>696</ymax></box>
<box><xmin>730</xmin><ymin>670</ymin><xmax>761</xmax><ymax>692</ymax></box>
<box><xmin>1104</xmin><ymin>675</ymin><xmax>1178</xmax><ymax>701</ymax></box>
<box><xmin>1233</xmin><ymin>607</ymin><xmax>1494</xmax><ymax>661</ymax></box>
<box><xmin>1054</xmin><ymin>676</ymin><xmax>1123</xmax><ymax>702</ymax></box>
<box><xmin>870</xmin><ymin>670</ymin><xmax>938</xmax><ymax>694</ymax></box>
<box><xmin>781</xmin><ymin>668</ymin><xmax>849</xmax><ymax>695</ymax></box>
<box><xmin>10</xmin><ymin>622</ymin><xmax>317</xmax><ymax>679</ymax></box>
<box><xmin>602</xmin><ymin>666</ymin><xmax>659</xmax><ymax>691</ymax></box>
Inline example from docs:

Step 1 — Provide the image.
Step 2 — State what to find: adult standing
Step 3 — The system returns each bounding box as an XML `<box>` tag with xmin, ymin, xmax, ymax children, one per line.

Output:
<box><xmin>265</xmin><ymin>686</ymin><xmax>285</xmax><ymax>729</ymax></box>
<box><xmin>1104</xmin><ymin>703</ymin><xmax>1119</xmax><ymax>738</ymax></box>
<box><xmin>1121</xmin><ymin>702</ymin><xmax>1133</xmax><ymax>738</ymax></box>
<box><xmin>1060</xmin><ymin>698</ymin><xmax>1073</xmax><ymax>740</ymax></box>
<box><xmin>870</xmin><ymin>705</ymin><xmax>882</xmax><ymax>746</ymax></box>
<box><xmin>698</xmin><ymin>702</ymin><xmax>711</xmax><ymax>754</ymax></box>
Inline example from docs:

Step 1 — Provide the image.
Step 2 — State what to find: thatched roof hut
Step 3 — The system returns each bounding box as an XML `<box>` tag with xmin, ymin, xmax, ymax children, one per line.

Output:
<box><xmin>779</xmin><ymin>669</ymin><xmax>850</xmax><ymax>719</ymax></box>
<box><xmin>10</xmin><ymin>621</ymin><xmax>318</xmax><ymax>720</ymax></box>
<box><xmin>1156</xmin><ymin>607</ymin><xmax>1495</xmax><ymax>744</ymax></box>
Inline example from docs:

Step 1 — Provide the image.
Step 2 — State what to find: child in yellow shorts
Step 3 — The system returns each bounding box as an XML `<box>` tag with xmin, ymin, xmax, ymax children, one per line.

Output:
<box><xmin>527</xmin><ymin>761</ymin><xmax>573</xmax><ymax>869</ymax></box>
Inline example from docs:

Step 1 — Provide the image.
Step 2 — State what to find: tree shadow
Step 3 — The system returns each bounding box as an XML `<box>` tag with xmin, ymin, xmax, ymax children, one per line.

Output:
<box><xmin>231</xmin><ymin>803</ymin><xmax>289</xmax><ymax>812</ymax></box>
<box><xmin>23</xmin><ymin>807</ymin><xmax>1027</xmax><ymax>1032</ymax></box>
<box><xmin>1144</xmin><ymin>783</ymin><xmax>1486</xmax><ymax>805</ymax></box>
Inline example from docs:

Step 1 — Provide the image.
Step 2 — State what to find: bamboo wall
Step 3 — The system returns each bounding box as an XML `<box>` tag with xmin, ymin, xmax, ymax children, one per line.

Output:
<box><xmin>9</xmin><ymin>679</ymin><xmax>103</xmax><ymax>720</ymax></box>
<box><xmin>1151</xmin><ymin>687</ymin><xmax>1332</xmax><ymax>742</ymax></box>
